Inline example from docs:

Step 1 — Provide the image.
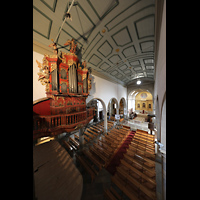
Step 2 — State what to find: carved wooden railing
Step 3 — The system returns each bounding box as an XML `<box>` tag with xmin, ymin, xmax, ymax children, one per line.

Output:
<box><xmin>33</xmin><ymin>108</ymin><xmax>95</xmax><ymax>140</ymax></box>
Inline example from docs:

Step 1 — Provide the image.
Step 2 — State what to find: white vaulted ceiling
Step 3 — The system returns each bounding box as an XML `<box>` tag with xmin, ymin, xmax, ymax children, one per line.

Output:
<box><xmin>33</xmin><ymin>0</ymin><xmax>155</xmax><ymax>86</ymax></box>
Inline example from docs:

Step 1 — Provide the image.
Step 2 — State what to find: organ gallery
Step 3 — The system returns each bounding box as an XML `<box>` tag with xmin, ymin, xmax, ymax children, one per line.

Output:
<box><xmin>33</xmin><ymin>0</ymin><xmax>166</xmax><ymax>200</ymax></box>
<box><xmin>33</xmin><ymin>38</ymin><xmax>94</xmax><ymax>140</ymax></box>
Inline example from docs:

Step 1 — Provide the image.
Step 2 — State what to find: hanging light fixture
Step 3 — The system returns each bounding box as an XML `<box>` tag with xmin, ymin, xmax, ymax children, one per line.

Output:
<box><xmin>136</xmin><ymin>79</ymin><xmax>141</xmax><ymax>85</ymax></box>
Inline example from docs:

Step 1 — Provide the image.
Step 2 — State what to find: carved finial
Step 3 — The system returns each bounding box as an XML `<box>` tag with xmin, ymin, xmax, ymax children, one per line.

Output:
<box><xmin>64</xmin><ymin>38</ymin><xmax>77</xmax><ymax>54</ymax></box>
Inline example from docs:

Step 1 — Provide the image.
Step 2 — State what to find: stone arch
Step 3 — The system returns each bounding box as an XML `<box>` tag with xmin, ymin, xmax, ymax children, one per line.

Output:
<box><xmin>87</xmin><ymin>97</ymin><xmax>107</xmax><ymax>131</ymax></box>
<box><xmin>119</xmin><ymin>97</ymin><xmax>127</xmax><ymax>118</ymax></box>
<box><xmin>107</xmin><ymin>97</ymin><xmax>119</xmax><ymax>118</ymax></box>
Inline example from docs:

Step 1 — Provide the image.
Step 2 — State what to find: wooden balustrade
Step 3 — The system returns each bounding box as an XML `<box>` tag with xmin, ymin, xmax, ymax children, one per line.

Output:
<box><xmin>33</xmin><ymin>108</ymin><xmax>94</xmax><ymax>140</ymax></box>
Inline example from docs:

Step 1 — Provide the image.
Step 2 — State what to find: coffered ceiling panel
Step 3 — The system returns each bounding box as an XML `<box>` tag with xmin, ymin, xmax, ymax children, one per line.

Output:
<box><xmin>33</xmin><ymin>0</ymin><xmax>155</xmax><ymax>86</ymax></box>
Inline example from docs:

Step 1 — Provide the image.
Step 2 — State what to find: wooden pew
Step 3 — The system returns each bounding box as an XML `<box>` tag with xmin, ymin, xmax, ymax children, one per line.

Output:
<box><xmin>82</xmin><ymin>149</ymin><xmax>103</xmax><ymax>171</ymax></box>
<box><xmin>109</xmin><ymin>186</ymin><xmax>122</xmax><ymax>200</ymax></box>
<box><xmin>136</xmin><ymin>129</ymin><xmax>148</xmax><ymax>134</ymax></box>
<box><xmin>122</xmin><ymin>125</ymin><xmax>131</xmax><ymax>130</ymax></box>
<box><xmin>89</xmin><ymin>146</ymin><xmax>108</xmax><ymax>164</ymax></box>
<box><xmin>99</xmin><ymin>137</ymin><xmax>118</xmax><ymax>149</ymax></box>
<box><xmin>126</xmin><ymin>150</ymin><xmax>155</xmax><ymax>169</ymax></box>
<box><xmin>134</xmin><ymin>135</ymin><xmax>155</xmax><ymax>144</ymax></box>
<box><xmin>98</xmin><ymin>140</ymin><xmax>114</xmax><ymax>153</ymax></box>
<box><xmin>135</xmin><ymin>132</ymin><xmax>155</xmax><ymax>139</ymax></box>
<box><xmin>131</xmin><ymin>139</ymin><xmax>155</xmax><ymax>149</ymax></box>
<box><xmin>123</xmin><ymin>154</ymin><xmax>155</xmax><ymax>178</ymax></box>
<box><xmin>128</xmin><ymin>145</ymin><xmax>155</xmax><ymax>161</ymax></box>
<box><xmin>116</xmin><ymin>166</ymin><xmax>156</xmax><ymax>200</ymax></box>
<box><xmin>69</xmin><ymin>137</ymin><xmax>79</xmax><ymax>149</ymax></box>
<box><xmin>130</xmin><ymin>142</ymin><xmax>155</xmax><ymax>154</ymax></box>
<box><xmin>135</xmin><ymin>134</ymin><xmax>155</xmax><ymax>142</ymax></box>
<box><xmin>136</xmin><ymin>130</ymin><xmax>155</xmax><ymax>138</ymax></box>
<box><xmin>62</xmin><ymin>140</ymin><xmax>73</xmax><ymax>155</ymax></box>
<box><xmin>105</xmin><ymin>134</ymin><xmax>121</xmax><ymax>142</ymax></box>
<box><xmin>90</xmin><ymin>126</ymin><xmax>101</xmax><ymax>134</ymax></box>
<box><xmin>92</xmin><ymin>125</ymin><xmax>103</xmax><ymax>132</ymax></box>
<box><xmin>74</xmin><ymin>134</ymin><xmax>79</xmax><ymax>141</ymax></box>
<box><xmin>111</xmin><ymin>174</ymin><xmax>139</xmax><ymax>200</ymax></box>
<box><xmin>84</xmin><ymin>131</ymin><xmax>95</xmax><ymax>139</ymax></box>
<box><xmin>87</xmin><ymin>129</ymin><xmax>99</xmax><ymax>136</ymax></box>
<box><xmin>93</xmin><ymin>143</ymin><xmax>112</xmax><ymax>159</ymax></box>
<box><xmin>120</xmin><ymin>159</ymin><xmax>156</xmax><ymax>188</ymax></box>
<box><xmin>84</xmin><ymin>135</ymin><xmax>91</xmax><ymax>143</ymax></box>
<box><xmin>104</xmin><ymin>188</ymin><xmax>117</xmax><ymax>200</ymax></box>
<box><xmin>75</xmin><ymin>154</ymin><xmax>95</xmax><ymax>182</ymax></box>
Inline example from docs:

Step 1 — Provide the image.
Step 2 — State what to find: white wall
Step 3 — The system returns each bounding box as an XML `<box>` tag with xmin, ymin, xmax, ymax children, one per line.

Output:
<box><xmin>33</xmin><ymin>51</ymin><xmax>127</xmax><ymax>107</ymax></box>
<box><xmin>154</xmin><ymin>0</ymin><xmax>166</xmax><ymax>149</ymax></box>
<box><xmin>87</xmin><ymin>74</ymin><xmax>127</xmax><ymax>110</ymax></box>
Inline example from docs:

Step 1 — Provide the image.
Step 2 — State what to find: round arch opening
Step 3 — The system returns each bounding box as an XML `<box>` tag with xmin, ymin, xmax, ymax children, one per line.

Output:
<box><xmin>119</xmin><ymin>97</ymin><xmax>126</xmax><ymax>118</ymax></box>
<box><xmin>86</xmin><ymin>98</ymin><xmax>107</xmax><ymax>130</ymax></box>
<box><xmin>128</xmin><ymin>89</ymin><xmax>153</xmax><ymax>116</ymax></box>
<box><xmin>107</xmin><ymin>98</ymin><xmax>119</xmax><ymax>118</ymax></box>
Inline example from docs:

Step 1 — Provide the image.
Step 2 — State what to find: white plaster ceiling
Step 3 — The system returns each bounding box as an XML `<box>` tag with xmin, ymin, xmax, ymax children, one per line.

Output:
<box><xmin>33</xmin><ymin>0</ymin><xmax>155</xmax><ymax>86</ymax></box>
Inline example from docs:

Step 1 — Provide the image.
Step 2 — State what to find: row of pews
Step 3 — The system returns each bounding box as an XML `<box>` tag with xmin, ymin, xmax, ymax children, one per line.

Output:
<box><xmin>105</xmin><ymin>129</ymin><xmax>156</xmax><ymax>200</ymax></box>
<box><xmin>76</xmin><ymin>124</ymin><xmax>131</xmax><ymax>182</ymax></box>
<box><xmin>61</xmin><ymin>121</ymin><xmax>113</xmax><ymax>155</ymax></box>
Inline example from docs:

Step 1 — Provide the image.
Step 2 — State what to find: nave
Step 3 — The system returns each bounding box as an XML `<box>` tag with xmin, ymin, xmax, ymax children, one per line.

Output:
<box><xmin>34</xmin><ymin>119</ymin><xmax>159</xmax><ymax>200</ymax></box>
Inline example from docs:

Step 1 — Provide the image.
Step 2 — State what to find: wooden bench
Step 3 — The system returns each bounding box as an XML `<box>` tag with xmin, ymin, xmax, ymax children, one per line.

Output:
<box><xmin>75</xmin><ymin>154</ymin><xmax>95</xmax><ymax>182</ymax></box>
<box><xmin>132</xmin><ymin>138</ymin><xmax>155</xmax><ymax>149</ymax></box>
<box><xmin>135</xmin><ymin>132</ymin><xmax>155</xmax><ymax>139</ymax></box>
<box><xmin>130</xmin><ymin>142</ymin><xmax>155</xmax><ymax>154</ymax></box>
<box><xmin>126</xmin><ymin>150</ymin><xmax>155</xmax><ymax>169</ymax></box>
<box><xmin>120</xmin><ymin>159</ymin><xmax>156</xmax><ymax>188</ymax></box>
<box><xmin>111</xmin><ymin>174</ymin><xmax>139</xmax><ymax>200</ymax></box>
<box><xmin>136</xmin><ymin>130</ymin><xmax>155</xmax><ymax>138</ymax></box>
<box><xmin>84</xmin><ymin>131</ymin><xmax>95</xmax><ymax>139</ymax></box>
<box><xmin>98</xmin><ymin>140</ymin><xmax>114</xmax><ymax>153</ymax></box>
<box><xmin>134</xmin><ymin>135</ymin><xmax>155</xmax><ymax>144</ymax></box>
<box><xmin>62</xmin><ymin>140</ymin><xmax>73</xmax><ymax>155</ymax></box>
<box><xmin>135</xmin><ymin>134</ymin><xmax>155</xmax><ymax>142</ymax></box>
<box><xmin>123</xmin><ymin>154</ymin><xmax>155</xmax><ymax>178</ymax></box>
<box><xmin>87</xmin><ymin>129</ymin><xmax>99</xmax><ymax>136</ymax></box>
<box><xmin>93</xmin><ymin>143</ymin><xmax>112</xmax><ymax>158</ymax></box>
<box><xmin>104</xmin><ymin>188</ymin><xmax>117</xmax><ymax>200</ymax></box>
<box><xmin>128</xmin><ymin>145</ymin><xmax>155</xmax><ymax>161</ymax></box>
<box><xmin>90</xmin><ymin>126</ymin><xmax>101</xmax><ymax>134</ymax></box>
<box><xmin>116</xmin><ymin>166</ymin><xmax>156</xmax><ymax>200</ymax></box>
<box><xmin>69</xmin><ymin>137</ymin><xmax>79</xmax><ymax>149</ymax></box>
<box><xmin>92</xmin><ymin>125</ymin><xmax>103</xmax><ymax>132</ymax></box>
<box><xmin>82</xmin><ymin>149</ymin><xmax>103</xmax><ymax>171</ymax></box>
<box><xmin>89</xmin><ymin>146</ymin><xmax>108</xmax><ymax>164</ymax></box>
<box><xmin>122</xmin><ymin>125</ymin><xmax>131</xmax><ymax>130</ymax></box>
<box><xmin>105</xmin><ymin>134</ymin><xmax>121</xmax><ymax>142</ymax></box>
<box><xmin>74</xmin><ymin>134</ymin><xmax>79</xmax><ymax>141</ymax></box>
<box><xmin>99</xmin><ymin>137</ymin><xmax>118</xmax><ymax>149</ymax></box>
<box><xmin>84</xmin><ymin>135</ymin><xmax>91</xmax><ymax>142</ymax></box>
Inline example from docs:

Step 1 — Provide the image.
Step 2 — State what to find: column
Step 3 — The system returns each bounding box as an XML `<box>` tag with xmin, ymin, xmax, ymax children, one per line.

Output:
<box><xmin>78</xmin><ymin>127</ymin><xmax>84</xmax><ymax>150</ymax></box>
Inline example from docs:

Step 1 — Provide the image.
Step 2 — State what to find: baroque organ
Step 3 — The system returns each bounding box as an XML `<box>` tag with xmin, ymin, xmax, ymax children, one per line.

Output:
<box><xmin>33</xmin><ymin>38</ymin><xmax>95</xmax><ymax>141</ymax></box>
